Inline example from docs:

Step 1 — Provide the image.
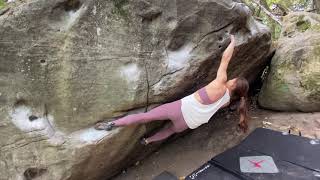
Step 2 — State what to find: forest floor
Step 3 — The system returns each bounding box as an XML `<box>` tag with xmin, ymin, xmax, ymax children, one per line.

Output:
<box><xmin>113</xmin><ymin>106</ymin><xmax>320</xmax><ymax>180</ymax></box>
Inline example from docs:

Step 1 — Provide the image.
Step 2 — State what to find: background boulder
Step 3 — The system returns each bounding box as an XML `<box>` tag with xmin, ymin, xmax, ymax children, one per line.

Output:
<box><xmin>259</xmin><ymin>12</ymin><xmax>320</xmax><ymax>112</ymax></box>
<box><xmin>0</xmin><ymin>0</ymin><xmax>271</xmax><ymax>179</ymax></box>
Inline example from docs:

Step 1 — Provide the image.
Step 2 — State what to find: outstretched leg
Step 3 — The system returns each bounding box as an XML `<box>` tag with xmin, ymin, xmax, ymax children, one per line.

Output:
<box><xmin>94</xmin><ymin>100</ymin><xmax>188</xmax><ymax>133</ymax></box>
<box><xmin>113</xmin><ymin>104</ymin><xmax>169</xmax><ymax>126</ymax></box>
<box><xmin>145</xmin><ymin>123</ymin><xmax>176</xmax><ymax>144</ymax></box>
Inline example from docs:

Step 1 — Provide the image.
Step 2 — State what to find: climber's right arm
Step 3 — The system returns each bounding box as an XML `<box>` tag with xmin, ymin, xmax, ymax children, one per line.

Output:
<box><xmin>216</xmin><ymin>35</ymin><xmax>235</xmax><ymax>83</ymax></box>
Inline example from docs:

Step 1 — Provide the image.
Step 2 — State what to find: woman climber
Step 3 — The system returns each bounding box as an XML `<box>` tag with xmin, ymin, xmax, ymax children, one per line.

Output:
<box><xmin>95</xmin><ymin>35</ymin><xmax>249</xmax><ymax>145</ymax></box>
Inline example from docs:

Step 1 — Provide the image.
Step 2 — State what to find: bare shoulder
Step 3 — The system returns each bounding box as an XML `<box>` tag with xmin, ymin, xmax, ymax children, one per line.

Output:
<box><xmin>205</xmin><ymin>81</ymin><xmax>227</xmax><ymax>99</ymax></box>
<box><xmin>207</xmin><ymin>79</ymin><xmax>226</xmax><ymax>90</ymax></box>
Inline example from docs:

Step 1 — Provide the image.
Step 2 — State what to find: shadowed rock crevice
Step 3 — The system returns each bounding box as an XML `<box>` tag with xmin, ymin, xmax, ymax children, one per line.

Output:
<box><xmin>143</xmin><ymin>59</ymin><xmax>150</xmax><ymax>112</ymax></box>
<box><xmin>24</xmin><ymin>168</ymin><xmax>47</xmax><ymax>180</ymax></box>
<box><xmin>49</xmin><ymin>0</ymin><xmax>86</xmax><ymax>32</ymax></box>
<box><xmin>53</xmin><ymin>0</ymin><xmax>82</xmax><ymax>12</ymax></box>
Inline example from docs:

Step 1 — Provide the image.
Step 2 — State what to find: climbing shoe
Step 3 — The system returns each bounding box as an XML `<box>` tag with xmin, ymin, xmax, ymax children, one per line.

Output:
<box><xmin>140</xmin><ymin>138</ymin><xmax>149</xmax><ymax>145</ymax></box>
<box><xmin>94</xmin><ymin>122</ymin><xmax>115</xmax><ymax>131</ymax></box>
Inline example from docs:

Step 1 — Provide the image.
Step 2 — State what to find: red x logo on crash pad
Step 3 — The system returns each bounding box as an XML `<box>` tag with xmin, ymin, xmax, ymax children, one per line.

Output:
<box><xmin>240</xmin><ymin>156</ymin><xmax>279</xmax><ymax>173</ymax></box>
<box><xmin>248</xmin><ymin>160</ymin><xmax>264</xmax><ymax>168</ymax></box>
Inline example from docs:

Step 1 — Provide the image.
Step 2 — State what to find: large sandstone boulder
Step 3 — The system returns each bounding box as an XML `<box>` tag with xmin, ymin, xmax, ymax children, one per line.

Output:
<box><xmin>0</xmin><ymin>0</ymin><xmax>271</xmax><ymax>179</ymax></box>
<box><xmin>259</xmin><ymin>12</ymin><xmax>320</xmax><ymax>112</ymax></box>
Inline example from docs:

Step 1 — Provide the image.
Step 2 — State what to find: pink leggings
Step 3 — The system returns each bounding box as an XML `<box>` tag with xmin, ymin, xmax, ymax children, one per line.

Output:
<box><xmin>113</xmin><ymin>100</ymin><xmax>189</xmax><ymax>143</ymax></box>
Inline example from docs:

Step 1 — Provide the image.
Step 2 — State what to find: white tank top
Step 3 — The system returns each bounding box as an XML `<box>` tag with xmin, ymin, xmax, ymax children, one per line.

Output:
<box><xmin>181</xmin><ymin>89</ymin><xmax>230</xmax><ymax>129</ymax></box>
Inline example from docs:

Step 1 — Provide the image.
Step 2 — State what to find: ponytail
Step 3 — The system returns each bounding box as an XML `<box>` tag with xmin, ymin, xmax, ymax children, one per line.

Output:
<box><xmin>234</xmin><ymin>77</ymin><xmax>249</xmax><ymax>132</ymax></box>
<box><xmin>238</xmin><ymin>96</ymin><xmax>249</xmax><ymax>132</ymax></box>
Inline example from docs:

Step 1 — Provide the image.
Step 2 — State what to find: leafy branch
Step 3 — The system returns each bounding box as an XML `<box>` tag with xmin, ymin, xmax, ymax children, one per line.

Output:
<box><xmin>250</xmin><ymin>0</ymin><xmax>283</xmax><ymax>26</ymax></box>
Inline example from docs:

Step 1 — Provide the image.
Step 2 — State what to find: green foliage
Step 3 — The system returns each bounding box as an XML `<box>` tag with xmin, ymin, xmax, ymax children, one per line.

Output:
<box><xmin>273</xmin><ymin>23</ymin><xmax>282</xmax><ymax>39</ymax></box>
<box><xmin>266</xmin><ymin>0</ymin><xmax>311</xmax><ymax>11</ymax></box>
<box><xmin>0</xmin><ymin>0</ymin><xmax>6</xmax><ymax>9</ymax></box>
<box><xmin>243</xmin><ymin>0</ymin><xmax>314</xmax><ymax>40</ymax></box>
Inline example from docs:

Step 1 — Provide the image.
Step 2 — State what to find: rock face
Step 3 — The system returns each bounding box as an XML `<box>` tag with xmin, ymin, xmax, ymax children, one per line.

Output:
<box><xmin>259</xmin><ymin>12</ymin><xmax>320</xmax><ymax>112</ymax></box>
<box><xmin>0</xmin><ymin>0</ymin><xmax>271</xmax><ymax>179</ymax></box>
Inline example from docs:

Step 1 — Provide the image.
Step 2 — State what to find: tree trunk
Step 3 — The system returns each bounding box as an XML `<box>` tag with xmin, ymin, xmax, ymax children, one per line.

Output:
<box><xmin>314</xmin><ymin>0</ymin><xmax>320</xmax><ymax>13</ymax></box>
<box><xmin>259</xmin><ymin>0</ymin><xmax>270</xmax><ymax>11</ymax></box>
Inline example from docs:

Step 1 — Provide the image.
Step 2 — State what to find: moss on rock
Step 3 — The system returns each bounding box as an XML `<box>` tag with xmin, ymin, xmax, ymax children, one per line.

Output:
<box><xmin>0</xmin><ymin>0</ymin><xmax>6</xmax><ymax>9</ymax></box>
<box><xmin>310</xmin><ymin>24</ymin><xmax>320</xmax><ymax>32</ymax></box>
<box><xmin>111</xmin><ymin>0</ymin><xmax>129</xmax><ymax>17</ymax></box>
<box><xmin>296</xmin><ymin>19</ymin><xmax>311</xmax><ymax>32</ymax></box>
<box><xmin>301</xmin><ymin>75</ymin><xmax>320</xmax><ymax>101</ymax></box>
<box><xmin>259</xmin><ymin>12</ymin><xmax>320</xmax><ymax>112</ymax></box>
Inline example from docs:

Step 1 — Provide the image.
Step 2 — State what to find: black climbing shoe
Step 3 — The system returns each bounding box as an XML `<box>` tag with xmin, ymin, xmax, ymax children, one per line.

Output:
<box><xmin>94</xmin><ymin>122</ymin><xmax>116</xmax><ymax>131</ymax></box>
<box><xmin>105</xmin><ymin>122</ymin><xmax>115</xmax><ymax>131</ymax></box>
<box><xmin>140</xmin><ymin>138</ymin><xmax>148</xmax><ymax>145</ymax></box>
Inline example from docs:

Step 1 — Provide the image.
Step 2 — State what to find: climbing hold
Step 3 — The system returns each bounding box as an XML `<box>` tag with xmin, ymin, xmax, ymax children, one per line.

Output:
<box><xmin>28</xmin><ymin>115</ymin><xmax>39</xmax><ymax>121</ymax></box>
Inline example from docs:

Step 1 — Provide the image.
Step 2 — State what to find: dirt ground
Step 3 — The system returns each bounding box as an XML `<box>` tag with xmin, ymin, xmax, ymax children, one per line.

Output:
<box><xmin>112</xmin><ymin>108</ymin><xmax>320</xmax><ymax>180</ymax></box>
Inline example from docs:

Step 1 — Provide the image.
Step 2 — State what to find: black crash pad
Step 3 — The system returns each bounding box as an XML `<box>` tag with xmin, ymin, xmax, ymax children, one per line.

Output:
<box><xmin>153</xmin><ymin>171</ymin><xmax>178</xmax><ymax>180</ymax></box>
<box><xmin>186</xmin><ymin>128</ymin><xmax>320</xmax><ymax>180</ymax></box>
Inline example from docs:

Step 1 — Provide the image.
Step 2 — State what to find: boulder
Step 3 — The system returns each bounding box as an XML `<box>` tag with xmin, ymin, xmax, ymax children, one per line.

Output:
<box><xmin>0</xmin><ymin>0</ymin><xmax>271</xmax><ymax>179</ymax></box>
<box><xmin>259</xmin><ymin>12</ymin><xmax>320</xmax><ymax>112</ymax></box>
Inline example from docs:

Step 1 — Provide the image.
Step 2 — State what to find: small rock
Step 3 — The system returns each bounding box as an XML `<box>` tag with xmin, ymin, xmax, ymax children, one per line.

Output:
<box><xmin>310</xmin><ymin>139</ymin><xmax>320</xmax><ymax>145</ymax></box>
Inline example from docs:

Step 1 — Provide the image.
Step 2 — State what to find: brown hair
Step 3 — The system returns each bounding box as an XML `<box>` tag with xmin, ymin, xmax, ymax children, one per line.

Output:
<box><xmin>234</xmin><ymin>77</ymin><xmax>249</xmax><ymax>132</ymax></box>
